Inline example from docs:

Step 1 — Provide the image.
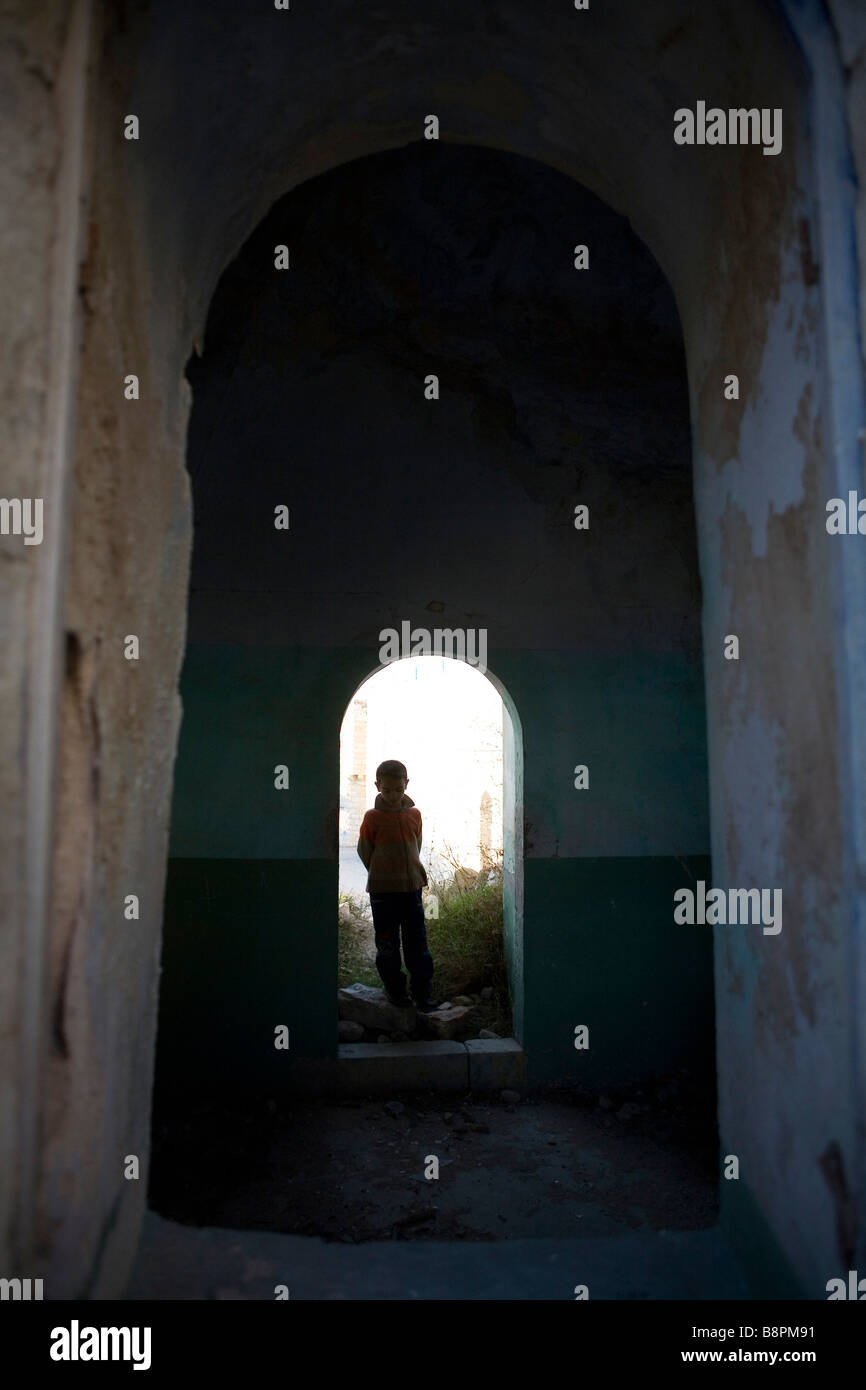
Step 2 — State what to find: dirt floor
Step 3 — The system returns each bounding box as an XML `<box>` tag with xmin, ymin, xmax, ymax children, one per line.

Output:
<box><xmin>149</xmin><ymin>1069</ymin><xmax>719</xmax><ymax>1242</ymax></box>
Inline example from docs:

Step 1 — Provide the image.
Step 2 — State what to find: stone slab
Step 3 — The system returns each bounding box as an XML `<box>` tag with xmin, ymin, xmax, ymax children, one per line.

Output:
<box><xmin>286</xmin><ymin>1040</ymin><xmax>527</xmax><ymax>1096</ymax></box>
<box><xmin>465</xmin><ymin>1038</ymin><xmax>527</xmax><ymax>1092</ymax></box>
<box><xmin>337</xmin><ymin>983</ymin><xmax>416</xmax><ymax>1033</ymax></box>
<box><xmin>336</xmin><ymin>1041</ymin><xmax>468</xmax><ymax>1094</ymax></box>
<box><xmin>416</xmin><ymin>1003</ymin><xmax>479</xmax><ymax>1041</ymax></box>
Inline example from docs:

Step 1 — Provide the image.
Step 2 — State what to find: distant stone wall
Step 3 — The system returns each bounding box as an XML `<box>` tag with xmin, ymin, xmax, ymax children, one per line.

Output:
<box><xmin>342</xmin><ymin>699</ymin><xmax>368</xmax><ymax>842</ymax></box>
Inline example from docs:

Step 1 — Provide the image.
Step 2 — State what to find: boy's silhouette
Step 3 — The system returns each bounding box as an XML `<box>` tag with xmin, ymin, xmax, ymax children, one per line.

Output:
<box><xmin>357</xmin><ymin>759</ymin><xmax>443</xmax><ymax>1011</ymax></box>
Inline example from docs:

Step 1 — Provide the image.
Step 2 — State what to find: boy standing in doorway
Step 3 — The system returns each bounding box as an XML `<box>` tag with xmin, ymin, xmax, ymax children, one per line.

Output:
<box><xmin>357</xmin><ymin>760</ymin><xmax>442</xmax><ymax>1011</ymax></box>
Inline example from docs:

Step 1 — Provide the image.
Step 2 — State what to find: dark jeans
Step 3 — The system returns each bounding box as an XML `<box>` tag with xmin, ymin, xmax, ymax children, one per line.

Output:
<box><xmin>369</xmin><ymin>889</ymin><xmax>434</xmax><ymax>1002</ymax></box>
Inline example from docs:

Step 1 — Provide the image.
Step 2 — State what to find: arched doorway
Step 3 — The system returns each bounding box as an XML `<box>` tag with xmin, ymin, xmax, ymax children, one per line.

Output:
<box><xmin>337</xmin><ymin>655</ymin><xmax>524</xmax><ymax>1044</ymax></box>
<box><xmin>153</xmin><ymin>141</ymin><xmax>708</xmax><ymax>1107</ymax></box>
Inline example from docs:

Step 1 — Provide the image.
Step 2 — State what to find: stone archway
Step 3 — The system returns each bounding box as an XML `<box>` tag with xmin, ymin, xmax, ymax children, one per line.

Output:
<box><xmin>152</xmin><ymin>142</ymin><xmax>707</xmax><ymax>1118</ymax></box>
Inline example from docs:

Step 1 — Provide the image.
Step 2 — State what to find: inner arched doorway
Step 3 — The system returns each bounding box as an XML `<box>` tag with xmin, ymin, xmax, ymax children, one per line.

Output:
<box><xmin>337</xmin><ymin>654</ymin><xmax>524</xmax><ymax>1044</ymax></box>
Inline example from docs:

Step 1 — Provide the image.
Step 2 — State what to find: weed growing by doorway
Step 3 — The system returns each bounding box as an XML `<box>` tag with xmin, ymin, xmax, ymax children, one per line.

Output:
<box><xmin>424</xmin><ymin>862</ymin><xmax>506</xmax><ymax>1005</ymax></box>
<box><xmin>337</xmin><ymin>892</ymin><xmax>378</xmax><ymax>987</ymax></box>
<box><xmin>338</xmin><ymin>854</ymin><xmax>511</xmax><ymax>1032</ymax></box>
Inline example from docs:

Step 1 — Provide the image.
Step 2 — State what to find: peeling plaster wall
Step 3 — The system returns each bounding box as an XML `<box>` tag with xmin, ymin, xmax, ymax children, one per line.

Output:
<box><xmin>0</xmin><ymin>0</ymin><xmax>92</xmax><ymax>1281</ymax></box>
<box><xmin>784</xmin><ymin>0</ymin><xmax>866</xmax><ymax>1283</ymax></box>
<box><xmin>35</xmin><ymin>6</ymin><xmax>193</xmax><ymax>1298</ymax></box>
<box><xmin>3</xmin><ymin>0</ymin><xmax>861</xmax><ymax>1299</ymax></box>
<box><xmin>825</xmin><ymin>0</ymin><xmax>866</xmax><ymax>364</ymax></box>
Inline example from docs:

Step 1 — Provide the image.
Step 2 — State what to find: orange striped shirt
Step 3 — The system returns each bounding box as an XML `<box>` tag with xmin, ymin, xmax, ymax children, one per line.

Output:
<box><xmin>357</xmin><ymin>795</ymin><xmax>429</xmax><ymax>892</ymax></box>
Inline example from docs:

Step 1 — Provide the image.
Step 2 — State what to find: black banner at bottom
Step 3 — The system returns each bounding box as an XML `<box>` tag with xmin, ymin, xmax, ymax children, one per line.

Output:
<box><xmin>2</xmin><ymin>1298</ymin><xmax>860</xmax><ymax>1376</ymax></box>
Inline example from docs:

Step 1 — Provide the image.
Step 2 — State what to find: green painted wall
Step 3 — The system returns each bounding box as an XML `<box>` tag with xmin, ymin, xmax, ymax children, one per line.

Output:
<box><xmin>158</xmin><ymin>641</ymin><xmax>711</xmax><ymax>1093</ymax></box>
<box><xmin>520</xmin><ymin>856</ymin><xmax>713</xmax><ymax>1086</ymax></box>
<box><xmin>155</xmin><ymin>858</ymin><xmax>335</xmax><ymax>1100</ymax></box>
<box><xmin>167</xmin><ymin>646</ymin><xmax>356</xmax><ymax>860</ymax></box>
<box><xmin>501</xmin><ymin>697</ymin><xmax>524</xmax><ymax>1042</ymax></box>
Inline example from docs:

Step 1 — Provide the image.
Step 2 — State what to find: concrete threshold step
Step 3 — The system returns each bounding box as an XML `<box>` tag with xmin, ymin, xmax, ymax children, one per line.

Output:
<box><xmin>126</xmin><ymin>1211</ymin><xmax>752</xmax><ymax>1300</ymax></box>
<box><xmin>289</xmin><ymin>1038</ymin><xmax>525</xmax><ymax>1096</ymax></box>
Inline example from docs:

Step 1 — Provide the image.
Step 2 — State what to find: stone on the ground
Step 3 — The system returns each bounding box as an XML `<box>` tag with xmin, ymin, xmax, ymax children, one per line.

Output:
<box><xmin>338</xmin><ymin>1019</ymin><xmax>365</xmax><ymax>1042</ymax></box>
<box><xmin>337</xmin><ymin>983</ymin><xmax>415</xmax><ymax>1032</ymax></box>
<box><xmin>617</xmin><ymin>1101</ymin><xmax>642</xmax><ymax>1121</ymax></box>
<box><xmin>479</xmin><ymin>1028</ymin><xmax>499</xmax><ymax>1039</ymax></box>
<box><xmin>377</xmin><ymin>1034</ymin><xmax>390</xmax><ymax>1043</ymax></box>
<box><xmin>480</xmin><ymin>986</ymin><xmax>493</xmax><ymax>999</ymax></box>
<box><xmin>454</xmin><ymin>994</ymin><xmax>472</xmax><ymax>1005</ymax></box>
<box><xmin>384</xmin><ymin>1100</ymin><xmax>405</xmax><ymax>1116</ymax></box>
<box><xmin>339</xmin><ymin>902</ymin><xmax>372</xmax><ymax>930</ymax></box>
<box><xmin>500</xmin><ymin>1089</ymin><xmax>521</xmax><ymax>1104</ymax></box>
<box><xmin>454</xmin><ymin>867</ymin><xmax>478</xmax><ymax>890</ymax></box>
<box><xmin>416</xmin><ymin>1003</ymin><xmax>478</xmax><ymax>1041</ymax></box>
